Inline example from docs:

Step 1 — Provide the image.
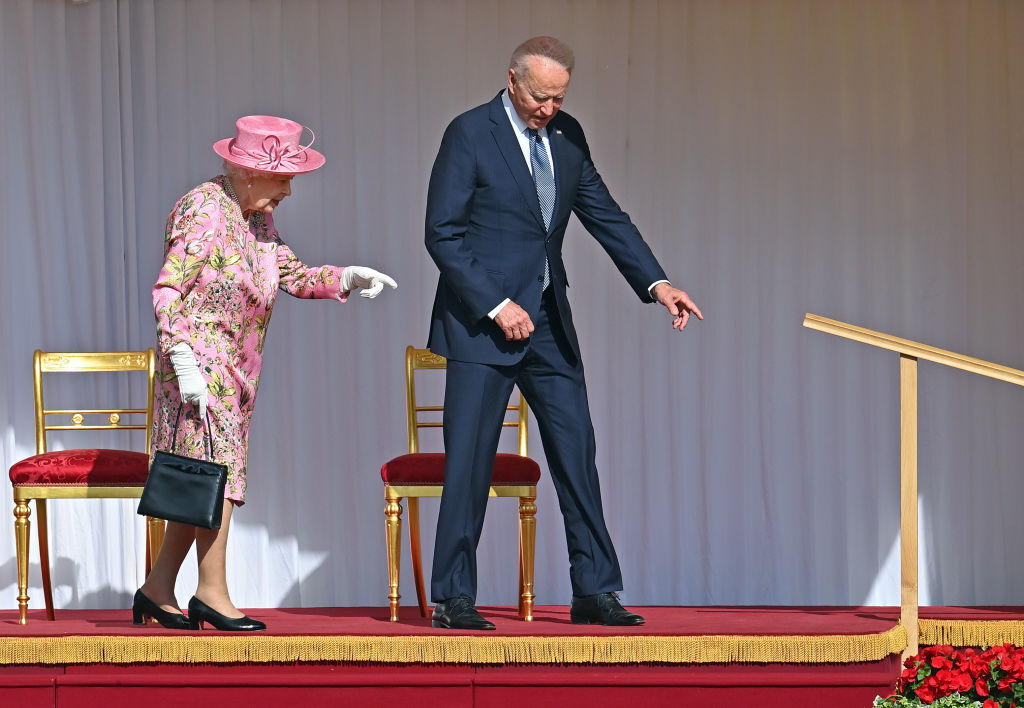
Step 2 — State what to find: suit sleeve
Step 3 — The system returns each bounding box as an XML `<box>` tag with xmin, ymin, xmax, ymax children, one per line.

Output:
<box><xmin>424</xmin><ymin>119</ymin><xmax>506</xmax><ymax>321</ymax></box>
<box><xmin>568</xmin><ymin>123</ymin><xmax>668</xmax><ymax>303</ymax></box>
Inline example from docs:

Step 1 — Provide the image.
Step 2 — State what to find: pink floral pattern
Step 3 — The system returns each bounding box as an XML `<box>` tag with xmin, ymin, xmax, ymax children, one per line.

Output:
<box><xmin>152</xmin><ymin>176</ymin><xmax>347</xmax><ymax>503</ymax></box>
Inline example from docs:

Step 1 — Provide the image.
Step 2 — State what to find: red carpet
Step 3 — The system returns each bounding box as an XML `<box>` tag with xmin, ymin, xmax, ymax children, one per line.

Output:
<box><xmin>0</xmin><ymin>604</ymin><xmax>901</xmax><ymax>637</ymax></box>
<box><xmin>1</xmin><ymin>605</ymin><xmax>1020</xmax><ymax>707</ymax></box>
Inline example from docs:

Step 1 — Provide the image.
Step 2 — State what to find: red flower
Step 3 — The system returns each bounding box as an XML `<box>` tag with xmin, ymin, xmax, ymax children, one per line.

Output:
<box><xmin>883</xmin><ymin>644</ymin><xmax>1024</xmax><ymax>706</ymax></box>
<box><xmin>951</xmin><ymin>672</ymin><xmax>965</xmax><ymax>688</ymax></box>
<box><xmin>932</xmin><ymin>656</ymin><xmax>953</xmax><ymax>670</ymax></box>
<box><xmin>915</xmin><ymin>685</ymin><xmax>936</xmax><ymax>703</ymax></box>
<box><xmin>964</xmin><ymin>654</ymin><xmax>989</xmax><ymax>679</ymax></box>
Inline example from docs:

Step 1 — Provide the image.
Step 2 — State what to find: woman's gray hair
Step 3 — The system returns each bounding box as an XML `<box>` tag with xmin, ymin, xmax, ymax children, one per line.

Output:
<box><xmin>509</xmin><ymin>36</ymin><xmax>575</xmax><ymax>79</ymax></box>
<box><xmin>222</xmin><ymin>160</ymin><xmax>261</xmax><ymax>183</ymax></box>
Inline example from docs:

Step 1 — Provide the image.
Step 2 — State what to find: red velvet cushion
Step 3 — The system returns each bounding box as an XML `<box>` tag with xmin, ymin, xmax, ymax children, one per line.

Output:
<box><xmin>381</xmin><ymin>452</ymin><xmax>540</xmax><ymax>486</ymax></box>
<box><xmin>9</xmin><ymin>449</ymin><xmax>150</xmax><ymax>486</ymax></box>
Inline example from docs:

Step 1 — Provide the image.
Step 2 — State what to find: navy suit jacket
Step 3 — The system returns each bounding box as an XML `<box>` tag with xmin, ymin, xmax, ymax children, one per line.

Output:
<box><xmin>426</xmin><ymin>91</ymin><xmax>668</xmax><ymax>366</ymax></box>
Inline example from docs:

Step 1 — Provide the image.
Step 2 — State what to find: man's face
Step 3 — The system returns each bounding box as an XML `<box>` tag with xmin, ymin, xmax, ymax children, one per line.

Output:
<box><xmin>507</xmin><ymin>57</ymin><xmax>570</xmax><ymax>130</ymax></box>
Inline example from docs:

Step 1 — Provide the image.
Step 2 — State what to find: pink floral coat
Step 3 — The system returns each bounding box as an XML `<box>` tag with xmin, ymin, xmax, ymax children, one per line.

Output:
<box><xmin>152</xmin><ymin>176</ymin><xmax>347</xmax><ymax>503</ymax></box>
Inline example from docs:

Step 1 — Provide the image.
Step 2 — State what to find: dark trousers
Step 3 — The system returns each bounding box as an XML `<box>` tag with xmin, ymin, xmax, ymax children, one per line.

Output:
<box><xmin>430</xmin><ymin>291</ymin><xmax>624</xmax><ymax>602</ymax></box>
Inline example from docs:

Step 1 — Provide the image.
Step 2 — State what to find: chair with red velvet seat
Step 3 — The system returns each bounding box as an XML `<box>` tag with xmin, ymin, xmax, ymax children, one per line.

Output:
<box><xmin>8</xmin><ymin>350</ymin><xmax>165</xmax><ymax>624</ymax></box>
<box><xmin>381</xmin><ymin>346</ymin><xmax>541</xmax><ymax>622</ymax></box>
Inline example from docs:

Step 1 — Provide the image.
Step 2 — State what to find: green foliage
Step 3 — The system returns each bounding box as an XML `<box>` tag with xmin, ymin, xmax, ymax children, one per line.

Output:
<box><xmin>874</xmin><ymin>694</ymin><xmax>983</xmax><ymax>707</ymax></box>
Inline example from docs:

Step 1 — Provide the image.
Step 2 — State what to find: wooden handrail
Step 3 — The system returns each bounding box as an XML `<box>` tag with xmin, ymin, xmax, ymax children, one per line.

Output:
<box><xmin>803</xmin><ymin>314</ymin><xmax>1024</xmax><ymax>386</ymax></box>
<box><xmin>804</xmin><ymin>313</ymin><xmax>1023</xmax><ymax>660</ymax></box>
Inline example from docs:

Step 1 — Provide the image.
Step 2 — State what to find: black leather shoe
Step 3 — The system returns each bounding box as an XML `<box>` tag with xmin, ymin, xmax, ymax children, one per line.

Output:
<box><xmin>432</xmin><ymin>597</ymin><xmax>496</xmax><ymax>630</ymax></box>
<box><xmin>187</xmin><ymin>596</ymin><xmax>266</xmax><ymax>631</ymax></box>
<box><xmin>132</xmin><ymin>589</ymin><xmax>191</xmax><ymax>630</ymax></box>
<box><xmin>570</xmin><ymin>592</ymin><xmax>646</xmax><ymax>626</ymax></box>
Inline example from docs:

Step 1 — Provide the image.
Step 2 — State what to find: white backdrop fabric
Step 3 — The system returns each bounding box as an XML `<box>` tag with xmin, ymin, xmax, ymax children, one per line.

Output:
<box><xmin>1</xmin><ymin>0</ymin><xmax>1022</xmax><ymax>613</ymax></box>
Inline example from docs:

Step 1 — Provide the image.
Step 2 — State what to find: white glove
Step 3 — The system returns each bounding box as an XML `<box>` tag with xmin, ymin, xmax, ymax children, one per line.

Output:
<box><xmin>168</xmin><ymin>342</ymin><xmax>208</xmax><ymax>418</ymax></box>
<box><xmin>340</xmin><ymin>266</ymin><xmax>398</xmax><ymax>299</ymax></box>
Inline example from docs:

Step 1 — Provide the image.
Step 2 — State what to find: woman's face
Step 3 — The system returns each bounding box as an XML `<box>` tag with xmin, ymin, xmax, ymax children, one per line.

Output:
<box><xmin>247</xmin><ymin>173</ymin><xmax>294</xmax><ymax>214</ymax></box>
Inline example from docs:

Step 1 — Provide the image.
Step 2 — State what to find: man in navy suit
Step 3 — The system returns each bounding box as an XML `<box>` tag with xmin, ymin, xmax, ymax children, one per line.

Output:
<box><xmin>425</xmin><ymin>36</ymin><xmax>703</xmax><ymax>630</ymax></box>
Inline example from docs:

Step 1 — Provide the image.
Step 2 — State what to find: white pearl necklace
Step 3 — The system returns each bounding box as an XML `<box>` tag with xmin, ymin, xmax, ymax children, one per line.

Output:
<box><xmin>221</xmin><ymin>175</ymin><xmax>242</xmax><ymax>209</ymax></box>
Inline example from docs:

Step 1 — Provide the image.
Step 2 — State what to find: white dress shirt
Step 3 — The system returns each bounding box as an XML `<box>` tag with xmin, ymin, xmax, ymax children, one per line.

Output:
<box><xmin>502</xmin><ymin>90</ymin><xmax>555</xmax><ymax>177</ymax></box>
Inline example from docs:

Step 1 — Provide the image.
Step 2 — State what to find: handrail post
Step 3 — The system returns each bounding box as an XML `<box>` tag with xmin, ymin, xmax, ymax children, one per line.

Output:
<box><xmin>900</xmin><ymin>354</ymin><xmax>919</xmax><ymax>659</ymax></box>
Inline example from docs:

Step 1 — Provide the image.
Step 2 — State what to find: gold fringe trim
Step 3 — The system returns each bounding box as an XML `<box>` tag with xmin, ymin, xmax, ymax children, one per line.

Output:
<box><xmin>921</xmin><ymin>619</ymin><xmax>1024</xmax><ymax>648</ymax></box>
<box><xmin>0</xmin><ymin>626</ymin><xmax>906</xmax><ymax>666</ymax></box>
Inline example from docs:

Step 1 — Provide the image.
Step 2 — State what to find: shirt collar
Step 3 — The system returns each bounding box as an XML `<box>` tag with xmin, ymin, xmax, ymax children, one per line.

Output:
<box><xmin>501</xmin><ymin>89</ymin><xmax>544</xmax><ymax>138</ymax></box>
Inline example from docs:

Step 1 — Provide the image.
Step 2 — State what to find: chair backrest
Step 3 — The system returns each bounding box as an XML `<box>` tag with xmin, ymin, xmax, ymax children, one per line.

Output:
<box><xmin>33</xmin><ymin>350</ymin><xmax>156</xmax><ymax>456</ymax></box>
<box><xmin>404</xmin><ymin>346</ymin><xmax>528</xmax><ymax>456</ymax></box>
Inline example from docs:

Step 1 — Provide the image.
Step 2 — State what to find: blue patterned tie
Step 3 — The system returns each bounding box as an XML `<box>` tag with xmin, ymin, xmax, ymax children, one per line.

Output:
<box><xmin>528</xmin><ymin>128</ymin><xmax>554</xmax><ymax>289</ymax></box>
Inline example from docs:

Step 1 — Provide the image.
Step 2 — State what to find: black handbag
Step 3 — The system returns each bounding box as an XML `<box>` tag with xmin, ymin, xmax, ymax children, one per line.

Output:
<box><xmin>137</xmin><ymin>406</ymin><xmax>228</xmax><ymax>529</ymax></box>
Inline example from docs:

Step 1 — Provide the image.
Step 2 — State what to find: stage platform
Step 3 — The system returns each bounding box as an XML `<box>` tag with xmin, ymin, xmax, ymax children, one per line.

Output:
<box><xmin>1</xmin><ymin>605</ymin><xmax>1021</xmax><ymax>707</ymax></box>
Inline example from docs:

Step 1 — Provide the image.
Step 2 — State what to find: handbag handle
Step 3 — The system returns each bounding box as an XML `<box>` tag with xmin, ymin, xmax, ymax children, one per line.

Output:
<box><xmin>168</xmin><ymin>404</ymin><xmax>217</xmax><ymax>461</ymax></box>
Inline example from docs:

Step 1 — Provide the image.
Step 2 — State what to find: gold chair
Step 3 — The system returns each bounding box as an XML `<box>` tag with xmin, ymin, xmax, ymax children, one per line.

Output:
<box><xmin>8</xmin><ymin>350</ymin><xmax>164</xmax><ymax>624</ymax></box>
<box><xmin>380</xmin><ymin>346</ymin><xmax>541</xmax><ymax>622</ymax></box>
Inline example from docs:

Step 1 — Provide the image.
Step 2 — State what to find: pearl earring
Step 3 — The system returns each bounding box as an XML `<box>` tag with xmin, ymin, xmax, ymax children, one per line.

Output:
<box><xmin>247</xmin><ymin>182</ymin><xmax>252</xmax><ymax>189</ymax></box>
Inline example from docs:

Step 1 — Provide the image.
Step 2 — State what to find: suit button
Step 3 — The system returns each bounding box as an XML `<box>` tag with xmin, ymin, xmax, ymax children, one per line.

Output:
<box><xmin>537</xmin><ymin>275</ymin><xmax>544</xmax><ymax>282</ymax></box>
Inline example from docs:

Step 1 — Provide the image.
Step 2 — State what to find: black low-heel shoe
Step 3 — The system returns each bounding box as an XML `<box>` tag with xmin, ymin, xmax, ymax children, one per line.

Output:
<box><xmin>131</xmin><ymin>589</ymin><xmax>191</xmax><ymax>630</ymax></box>
<box><xmin>187</xmin><ymin>596</ymin><xmax>266</xmax><ymax>631</ymax></box>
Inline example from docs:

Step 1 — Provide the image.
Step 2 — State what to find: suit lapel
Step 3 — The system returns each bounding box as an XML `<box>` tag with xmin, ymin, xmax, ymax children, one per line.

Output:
<box><xmin>488</xmin><ymin>94</ymin><xmax>547</xmax><ymax>232</ymax></box>
<box><xmin>548</xmin><ymin>123</ymin><xmax>571</xmax><ymax>231</ymax></box>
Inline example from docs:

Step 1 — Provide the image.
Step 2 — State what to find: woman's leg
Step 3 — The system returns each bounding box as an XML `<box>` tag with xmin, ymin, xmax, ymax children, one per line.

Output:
<box><xmin>139</xmin><ymin>521</ymin><xmax>197</xmax><ymax>613</ymax></box>
<box><xmin>193</xmin><ymin>498</ymin><xmax>244</xmax><ymax>618</ymax></box>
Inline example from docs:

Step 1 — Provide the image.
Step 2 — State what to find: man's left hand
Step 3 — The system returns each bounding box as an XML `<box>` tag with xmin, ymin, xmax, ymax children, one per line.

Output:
<box><xmin>652</xmin><ymin>283</ymin><xmax>703</xmax><ymax>332</ymax></box>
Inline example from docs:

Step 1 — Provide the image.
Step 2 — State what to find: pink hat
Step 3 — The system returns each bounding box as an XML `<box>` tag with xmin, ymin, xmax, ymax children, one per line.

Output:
<box><xmin>213</xmin><ymin>115</ymin><xmax>325</xmax><ymax>175</ymax></box>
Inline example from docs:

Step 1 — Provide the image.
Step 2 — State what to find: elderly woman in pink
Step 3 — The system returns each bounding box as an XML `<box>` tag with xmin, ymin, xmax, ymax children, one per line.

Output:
<box><xmin>132</xmin><ymin>115</ymin><xmax>396</xmax><ymax>631</ymax></box>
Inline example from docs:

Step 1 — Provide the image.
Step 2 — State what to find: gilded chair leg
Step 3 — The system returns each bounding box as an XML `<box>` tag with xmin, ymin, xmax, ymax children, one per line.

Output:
<box><xmin>36</xmin><ymin>499</ymin><xmax>54</xmax><ymax>621</ymax></box>
<box><xmin>13</xmin><ymin>499</ymin><xmax>31</xmax><ymax>625</ymax></box>
<box><xmin>146</xmin><ymin>516</ymin><xmax>166</xmax><ymax>575</ymax></box>
<box><xmin>407</xmin><ymin>498</ymin><xmax>428</xmax><ymax>618</ymax></box>
<box><xmin>385</xmin><ymin>496</ymin><xmax>403</xmax><ymax>622</ymax></box>
<box><xmin>518</xmin><ymin>495</ymin><xmax>537</xmax><ymax>621</ymax></box>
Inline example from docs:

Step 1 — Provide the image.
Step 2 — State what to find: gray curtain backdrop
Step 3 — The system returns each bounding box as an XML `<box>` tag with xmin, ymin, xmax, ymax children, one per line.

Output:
<box><xmin>1</xmin><ymin>0</ymin><xmax>1021</xmax><ymax>612</ymax></box>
